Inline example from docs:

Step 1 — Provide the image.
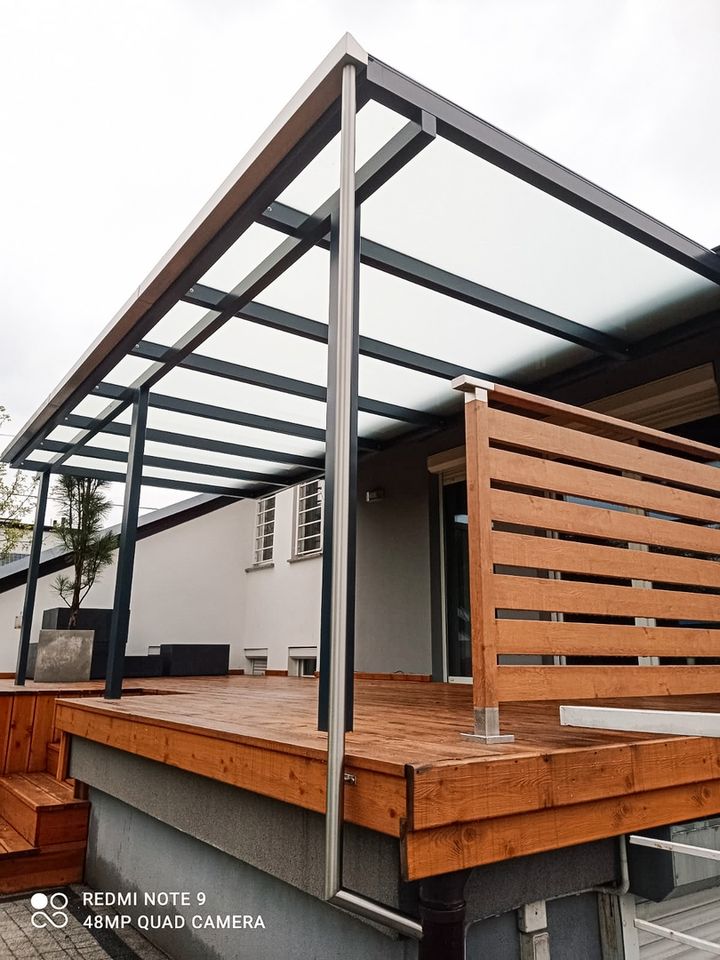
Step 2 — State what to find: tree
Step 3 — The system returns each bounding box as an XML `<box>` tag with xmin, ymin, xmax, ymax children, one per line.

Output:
<box><xmin>0</xmin><ymin>406</ymin><xmax>35</xmax><ymax>561</ymax></box>
<box><xmin>51</xmin><ymin>476</ymin><xmax>118</xmax><ymax>626</ymax></box>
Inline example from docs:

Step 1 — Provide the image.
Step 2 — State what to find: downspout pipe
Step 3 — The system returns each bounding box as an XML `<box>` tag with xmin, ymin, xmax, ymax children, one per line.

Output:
<box><xmin>322</xmin><ymin>61</ymin><xmax>422</xmax><ymax>943</ymax></box>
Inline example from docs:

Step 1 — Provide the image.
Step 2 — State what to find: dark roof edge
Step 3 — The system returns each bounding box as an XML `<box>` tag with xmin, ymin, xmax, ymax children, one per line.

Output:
<box><xmin>0</xmin><ymin>493</ymin><xmax>236</xmax><ymax>595</ymax></box>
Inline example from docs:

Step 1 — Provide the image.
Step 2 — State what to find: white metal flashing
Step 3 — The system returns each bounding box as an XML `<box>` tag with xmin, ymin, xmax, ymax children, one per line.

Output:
<box><xmin>560</xmin><ymin>704</ymin><xmax>720</xmax><ymax>738</ymax></box>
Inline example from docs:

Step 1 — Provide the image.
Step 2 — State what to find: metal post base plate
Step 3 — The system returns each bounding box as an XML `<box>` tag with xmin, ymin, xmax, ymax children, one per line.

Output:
<box><xmin>461</xmin><ymin>706</ymin><xmax>515</xmax><ymax>743</ymax></box>
<box><xmin>461</xmin><ymin>731</ymin><xmax>515</xmax><ymax>744</ymax></box>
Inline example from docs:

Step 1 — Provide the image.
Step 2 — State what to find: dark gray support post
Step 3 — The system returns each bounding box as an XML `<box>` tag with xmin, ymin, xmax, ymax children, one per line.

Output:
<box><xmin>105</xmin><ymin>388</ymin><xmax>148</xmax><ymax>699</ymax></box>
<box><xmin>15</xmin><ymin>470</ymin><xmax>51</xmax><ymax>685</ymax></box>
<box><xmin>418</xmin><ymin>870</ymin><xmax>471</xmax><ymax>960</ymax></box>
<box><xmin>318</xmin><ymin>201</ymin><xmax>360</xmax><ymax>733</ymax></box>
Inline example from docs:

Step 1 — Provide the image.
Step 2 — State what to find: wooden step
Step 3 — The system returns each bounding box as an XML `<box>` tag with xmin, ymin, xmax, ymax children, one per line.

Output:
<box><xmin>0</xmin><ymin>816</ymin><xmax>34</xmax><ymax>859</ymax></box>
<box><xmin>0</xmin><ymin>772</ymin><xmax>89</xmax><ymax>846</ymax></box>
<box><xmin>46</xmin><ymin>742</ymin><xmax>60</xmax><ymax>779</ymax></box>
<box><xmin>0</xmin><ymin>839</ymin><xmax>85</xmax><ymax>894</ymax></box>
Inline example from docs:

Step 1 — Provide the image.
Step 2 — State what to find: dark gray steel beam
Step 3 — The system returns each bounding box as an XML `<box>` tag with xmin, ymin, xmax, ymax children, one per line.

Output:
<box><xmin>92</xmin><ymin>381</ymin><xmax>381</xmax><ymax>451</ymax></box>
<box><xmin>364</xmin><ymin>56</ymin><xmax>720</xmax><ymax>287</ymax></box>
<box><xmin>22</xmin><ymin>461</ymin><xmax>247</xmax><ymax>499</ymax></box>
<box><xmin>15</xmin><ymin>470</ymin><xmax>51</xmax><ymax>685</ymax></box>
<box><xmin>40</xmin><ymin>438</ymin><xmax>290</xmax><ymax>487</ymax></box>
<box><xmin>105</xmin><ymin>388</ymin><xmax>148</xmax><ymax>698</ymax></box>
<box><xmin>52</xmin><ymin>116</ymin><xmax>435</xmax><ymax>469</ymax></box>
<box><xmin>184</xmin><ymin>283</ymin><xmax>510</xmax><ymax>383</ymax></box>
<box><xmin>58</xmin><ymin>414</ymin><xmax>325</xmax><ymax>470</ymax></box>
<box><xmin>132</xmin><ymin>339</ymin><xmax>444</xmax><ymax>427</ymax></box>
<box><xmin>259</xmin><ymin>202</ymin><xmax>628</xmax><ymax>357</ymax></box>
<box><xmin>534</xmin><ymin>307</ymin><xmax>720</xmax><ymax>405</ymax></box>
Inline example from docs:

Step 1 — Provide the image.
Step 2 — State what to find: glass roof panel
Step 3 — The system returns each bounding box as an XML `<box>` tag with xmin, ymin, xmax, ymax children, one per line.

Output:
<box><xmin>360</xmin><ymin>135</ymin><xmax>720</xmax><ymax>341</ymax></box>
<box><xmin>140</xmin><ymin>465</ymin><xmax>251</xmax><ymax>490</ymax></box>
<box><xmin>27</xmin><ymin>449</ymin><xmax>55</xmax><ymax>465</ymax></box>
<box><xmin>156</xmin><ymin>367</ymin><xmax>328</xmax><ymax>430</ymax></box>
<box><xmin>103</xmin><ymin>355</ymin><xmax>156</xmax><ymax>389</ymax></box>
<box><xmin>68</xmin><ymin>394</ymin><xmax>116</xmax><ymax>420</ymax></box>
<box><xmin>359</xmin><ymin>264</ymin><xmax>591</xmax><ymax>382</ymax></box>
<box><xmin>140</xmin><ymin>440</ymin><xmax>300</xmax><ymax>478</ymax></box>
<box><xmin>201</xmin><ymin>320</ymin><xmax>328</xmax><ymax>386</ymax></box>
<box><xmin>358</xmin><ymin>356</ymin><xmax>457</xmax><ymax>415</ymax></box>
<box><xmin>197</xmin><ymin>222</ymin><xmax>283</xmax><ymax>294</ymax></box>
<box><xmin>148</xmin><ymin>301</ymin><xmax>218</xmax><ymax>349</ymax></box>
<box><xmin>254</xmin><ymin>246</ymin><xmax>330</xmax><ymax>322</ymax></box>
<box><xmin>88</xmin><ymin>433</ymin><xmax>130</xmax><ymax>453</ymax></box>
<box><xmin>276</xmin><ymin>99</ymin><xmax>407</xmax><ymax>213</ymax></box>
<box><xmin>144</xmin><ymin>405</ymin><xmax>326</xmax><ymax>462</ymax></box>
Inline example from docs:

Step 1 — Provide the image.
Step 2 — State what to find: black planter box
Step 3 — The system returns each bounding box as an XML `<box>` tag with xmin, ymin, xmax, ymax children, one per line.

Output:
<box><xmin>160</xmin><ymin>644</ymin><xmax>230</xmax><ymax>677</ymax></box>
<box><xmin>42</xmin><ymin>608</ymin><xmax>112</xmax><ymax>644</ymax></box>
<box><xmin>123</xmin><ymin>655</ymin><xmax>164</xmax><ymax>678</ymax></box>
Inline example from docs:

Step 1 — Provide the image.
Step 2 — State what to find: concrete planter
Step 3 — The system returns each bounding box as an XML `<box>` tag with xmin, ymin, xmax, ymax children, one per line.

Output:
<box><xmin>34</xmin><ymin>628</ymin><xmax>96</xmax><ymax>682</ymax></box>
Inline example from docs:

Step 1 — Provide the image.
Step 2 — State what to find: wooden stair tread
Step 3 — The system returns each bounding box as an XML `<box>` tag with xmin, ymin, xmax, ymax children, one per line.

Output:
<box><xmin>0</xmin><ymin>773</ymin><xmax>85</xmax><ymax>810</ymax></box>
<box><xmin>0</xmin><ymin>816</ymin><xmax>34</xmax><ymax>858</ymax></box>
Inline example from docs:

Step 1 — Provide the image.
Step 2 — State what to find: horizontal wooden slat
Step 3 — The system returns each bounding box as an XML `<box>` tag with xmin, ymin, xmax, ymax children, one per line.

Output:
<box><xmin>409</xmin><ymin>736</ymin><xmax>720</xmax><ymax>830</ymax></box>
<box><xmin>492</xmin><ymin>531</ymin><xmax>720</xmax><ymax>589</ymax></box>
<box><xmin>488</xmin><ymin>382</ymin><xmax>720</xmax><ymax>463</ymax></box>
<box><xmin>495</xmin><ymin>575</ymin><xmax>720</xmax><ymax>621</ymax></box>
<box><xmin>403</xmin><ymin>776</ymin><xmax>720</xmax><ymax>879</ymax></box>
<box><xmin>488</xmin><ymin>407</ymin><xmax>720</xmax><ymax>496</ymax></box>
<box><xmin>490</xmin><ymin>447</ymin><xmax>720</xmax><ymax>524</ymax></box>
<box><xmin>497</xmin><ymin>666</ymin><xmax>720</xmax><ymax>701</ymax></box>
<box><xmin>491</xmin><ymin>490</ymin><xmax>720</xmax><ymax>557</ymax></box>
<box><xmin>495</xmin><ymin>620</ymin><xmax>720</xmax><ymax>657</ymax></box>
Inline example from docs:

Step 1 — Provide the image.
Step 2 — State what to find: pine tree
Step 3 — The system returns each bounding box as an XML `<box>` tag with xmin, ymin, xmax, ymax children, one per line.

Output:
<box><xmin>51</xmin><ymin>476</ymin><xmax>118</xmax><ymax>626</ymax></box>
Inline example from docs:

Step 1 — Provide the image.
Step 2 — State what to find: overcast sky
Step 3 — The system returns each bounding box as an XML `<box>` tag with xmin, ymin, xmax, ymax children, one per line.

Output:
<box><xmin>1</xmin><ymin>0</ymin><xmax>718</xmax><ymax>518</ymax></box>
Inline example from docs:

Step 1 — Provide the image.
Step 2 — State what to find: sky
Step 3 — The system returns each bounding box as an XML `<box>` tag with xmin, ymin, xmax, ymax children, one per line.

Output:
<box><xmin>1</xmin><ymin>0</ymin><xmax>719</xmax><ymax>521</ymax></box>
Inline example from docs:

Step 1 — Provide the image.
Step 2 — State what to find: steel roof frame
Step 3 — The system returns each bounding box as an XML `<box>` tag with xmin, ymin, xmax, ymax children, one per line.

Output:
<box><xmin>4</xmin><ymin>34</ymin><xmax>719</xmax><ymax>494</ymax></box>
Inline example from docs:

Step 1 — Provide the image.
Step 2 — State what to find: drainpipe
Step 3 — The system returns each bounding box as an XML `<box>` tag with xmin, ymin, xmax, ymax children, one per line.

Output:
<box><xmin>418</xmin><ymin>870</ymin><xmax>471</xmax><ymax>959</ymax></box>
<box><xmin>322</xmin><ymin>60</ymin><xmax>422</xmax><ymax>943</ymax></box>
<box><xmin>593</xmin><ymin>836</ymin><xmax>630</xmax><ymax>896</ymax></box>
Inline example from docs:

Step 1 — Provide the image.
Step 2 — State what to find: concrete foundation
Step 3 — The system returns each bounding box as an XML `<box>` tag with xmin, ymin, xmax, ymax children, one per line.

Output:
<box><xmin>70</xmin><ymin>739</ymin><xmax>616</xmax><ymax>960</ymax></box>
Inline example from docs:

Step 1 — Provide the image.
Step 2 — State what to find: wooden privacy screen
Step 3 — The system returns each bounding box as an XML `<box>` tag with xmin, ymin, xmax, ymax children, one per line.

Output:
<box><xmin>456</xmin><ymin>378</ymin><xmax>720</xmax><ymax>711</ymax></box>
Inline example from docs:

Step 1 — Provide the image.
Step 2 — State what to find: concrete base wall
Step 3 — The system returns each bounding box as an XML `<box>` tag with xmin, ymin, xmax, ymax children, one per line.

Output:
<box><xmin>72</xmin><ymin>739</ymin><xmax>615</xmax><ymax>960</ymax></box>
<box><xmin>85</xmin><ymin>788</ymin><xmax>417</xmax><ymax>960</ymax></box>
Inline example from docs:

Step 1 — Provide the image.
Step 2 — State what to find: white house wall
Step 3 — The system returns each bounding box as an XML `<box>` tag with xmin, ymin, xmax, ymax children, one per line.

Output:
<box><xmin>0</xmin><ymin>501</ymin><xmax>251</xmax><ymax>672</ymax></box>
<box><xmin>0</xmin><ymin>431</ymin><xmax>458</xmax><ymax>677</ymax></box>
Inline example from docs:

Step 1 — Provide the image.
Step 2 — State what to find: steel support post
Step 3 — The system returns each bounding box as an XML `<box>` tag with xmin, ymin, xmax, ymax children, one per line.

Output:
<box><xmin>15</xmin><ymin>470</ymin><xmax>51</xmax><ymax>685</ymax></box>
<box><xmin>104</xmin><ymin>388</ymin><xmax>148</xmax><ymax>699</ymax></box>
<box><xmin>321</xmin><ymin>60</ymin><xmax>360</xmax><ymax>904</ymax></box>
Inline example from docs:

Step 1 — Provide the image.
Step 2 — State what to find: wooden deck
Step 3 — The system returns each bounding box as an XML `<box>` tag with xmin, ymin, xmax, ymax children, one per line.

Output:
<box><xmin>45</xmin><ymin>675</ymin><xmax>720</xmax><ymax>880</ymax></box>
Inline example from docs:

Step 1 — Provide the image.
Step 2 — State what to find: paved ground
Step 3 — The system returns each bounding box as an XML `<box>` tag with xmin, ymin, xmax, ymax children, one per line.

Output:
<box><xmin>0</xmin><ymin>886</ymin><xmax>168</xmax><ymax>960</ymax></box>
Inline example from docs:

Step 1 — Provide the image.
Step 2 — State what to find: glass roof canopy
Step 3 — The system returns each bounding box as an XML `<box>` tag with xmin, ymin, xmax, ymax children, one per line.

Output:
<box><xmin>4</xmin><ymin>33</ymin><xmax>720</xmax><ymax>503</ymax></box>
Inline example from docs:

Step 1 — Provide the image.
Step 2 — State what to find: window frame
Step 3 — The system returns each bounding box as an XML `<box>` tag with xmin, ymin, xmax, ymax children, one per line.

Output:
<box><xmin>292</xmin><ymin>479</ymin><xmax>324</xmax><ymax>559</ymax></box>
<box><xmin>252</xmin><ymin>494</ymin><xmax>276</xmax><ymax>566</ymax></box>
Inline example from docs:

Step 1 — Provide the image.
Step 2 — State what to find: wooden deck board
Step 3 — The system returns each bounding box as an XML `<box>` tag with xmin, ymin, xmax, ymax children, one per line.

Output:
<box><xmin>47</xmin><ymin>676</ymin><xmax>720</xmax><ymax>880</ymax></box>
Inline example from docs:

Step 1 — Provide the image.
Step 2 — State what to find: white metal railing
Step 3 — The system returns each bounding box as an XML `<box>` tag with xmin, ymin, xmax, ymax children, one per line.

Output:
<box><xmin>629</xmin><ymin>834</ymin><xmax>720</xmax><ymax>956</ymax></box>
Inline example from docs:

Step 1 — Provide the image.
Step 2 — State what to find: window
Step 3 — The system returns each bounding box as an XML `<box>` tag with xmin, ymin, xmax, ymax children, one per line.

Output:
<box><xmin>288</xmin><ymin>648</ymin><xmax>318</xmax><ymax>677</ymax></box>
<box><xmin>298</xmin><ymin>657</ymin><xmax>317</xmax><ymax>678</ymax></box>
<box><xmin>245</xmin><ymin>649</ymin><xmax>268</xmax><ymax>676</ymax></box>
<box><xmin>248</xmin><ymin>657</ymin><xmax>267</xmax><ymax>676</ymax></box>
<box><xmin>293</xmin><ymin>480</ymin><xmax>324</xmax><ymax>557</ymax></box>
<box><xmin>253</xmin><ymin>496</ymin><xmax>276</xmax><ymax>565</ymax></box>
